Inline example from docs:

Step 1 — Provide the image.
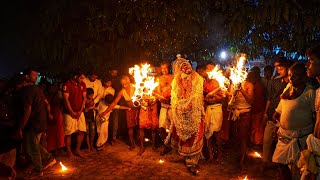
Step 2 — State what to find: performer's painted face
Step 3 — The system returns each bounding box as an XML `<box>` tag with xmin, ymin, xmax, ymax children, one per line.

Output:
<box><xmin>181</xmin><ymin>62</ymin><xmax>192</xmax><ymax>75</ymax></box>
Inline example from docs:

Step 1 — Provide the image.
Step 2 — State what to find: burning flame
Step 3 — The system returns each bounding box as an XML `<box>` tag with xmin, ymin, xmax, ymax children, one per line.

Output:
<box><xmin>243</xmin><ymin>176</ymin><xmax>248</xmax><ymax>180</ymax></box>
<box><xmin>144</xmin><ymin>138</ymin><xmax>150</xmax><ymax>142</ymax></box>
<box><xmin>129</xmin><ymin>63</ymin><xmax>159</xmax><ymax>106</ymax></box>
<box><xmin>159</xmin><ymin>159</ymin><xmax>164</xmax><ymax>164</ymax></box>
<box><xmin>254</xmin><ymin>152</ymin><xmax>262</xmax><ymax>158</ymax></box>
<box><xmin>60</xmin><ymin>162</ymin><xmax>68</xmax><ymax>171</ymax></box>
<box><xmin>229</xmin><ymin>54</ymin><xmax>248</xmax><ymax>87</ymax></box>
<box><xmin>207</xmin><ymin>65</ymin><xmax>230</xmax><ymax>91</ymax></box>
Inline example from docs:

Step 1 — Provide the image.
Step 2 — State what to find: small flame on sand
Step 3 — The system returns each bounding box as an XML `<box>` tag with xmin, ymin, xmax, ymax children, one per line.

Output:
<box><xmin>243</xmin><ymin>176</ymin><xmax>248</xmax><ymax>180</ymax></box>
<box><xmin>144</xmin><ymin>138</ymin><xmax>150</xmax><ymax>142</ymax></box>
<box><xmin>60</xmin><ymin>162</ymin><xmax>68</xmax><ymax>171</ymax></box>
<box><xmin>165</xmin><ymin>129</ymin><xmax>170</xmax><ymax>133</ymax></box>
<box><xmin>159</xmin><ymin>159</ymin><xmax>164</xmax><ymax>164</ymax></box>
<box><xmin>254</xmin><ymin>152</ymin><xmax>262</xmax><ymax>158</ymax></box>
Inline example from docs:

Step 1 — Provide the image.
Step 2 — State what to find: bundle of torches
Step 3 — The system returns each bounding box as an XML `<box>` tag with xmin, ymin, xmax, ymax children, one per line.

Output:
<box><xmin>128</xmin><ymin>54</ymin><xmax>248</xmax><ymax>112</ymax></box>
<box><xmin>129</xmin><ymin>63</ymin><xmax>159</xmax><ymax>110</ymax></box>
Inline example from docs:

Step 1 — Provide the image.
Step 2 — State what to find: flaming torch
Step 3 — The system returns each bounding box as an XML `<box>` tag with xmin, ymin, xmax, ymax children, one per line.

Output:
<box><xmin>228</xmin><ymin>53</ymin><xmax>248</xmax><ymax>109</ymax></box>
<box><xmin>129</xmin><ymin>63</ymin><xmax>159</xmax><ymax>110</ymax></box>
<box><xmin>207</xmin><ymin>65</ymin><xmax>230</xmax><ymax>95</ymax></box>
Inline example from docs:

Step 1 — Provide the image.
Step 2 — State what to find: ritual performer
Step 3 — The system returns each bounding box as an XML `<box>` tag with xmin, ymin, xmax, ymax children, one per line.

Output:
<box><xmin>166</xmin><ymin>56</ymin><xmax>205</xmax><ymax>175</ymax></box>
<box><xmin>247</xmin><ymin>67</ymin><xmax>266</xmax><ymax>147</ymax></box>
<box><xmin>99</xmin><ymin>76</ymin><xmax>138</xmax><ymax>150</ymax></box>
<box><xmin>83</xmin><ymin>70</ymin><xmax>104</xmax><ymax>105</ymax></box>
<box><xmin>63</xmin><ymin>71</ymin><xmax>87</xmax><ymax>157</ymax></box>
<box><xmin>203</xmin><ymin>62</ymin><xmax>225</xmax><ymax>162</ymax></box>
<box><xmin>227</xmin><ymin>64</ymin><xmax>254</xmax><ymax>169</ymax></box>
<box><xmin>298</xmin><ymin>45</ymin><xmax>320</xmax><ymax>179</ymax></box>
<box><xmin>153</xmin><ymin>61</ymin><xmax>174</xmax><ymax>155</ymax></box>
<box><xmin>272</xmin><ymin>63</ymin><xmax>315</xmax><ymax>180</ymax></box>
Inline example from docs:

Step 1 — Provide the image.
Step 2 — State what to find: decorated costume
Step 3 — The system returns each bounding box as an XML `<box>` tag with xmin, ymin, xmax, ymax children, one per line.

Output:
<box><xmin>166</xmin><ymin>57</ymin><xmax>205</xmax><ymax>167</ymax></box>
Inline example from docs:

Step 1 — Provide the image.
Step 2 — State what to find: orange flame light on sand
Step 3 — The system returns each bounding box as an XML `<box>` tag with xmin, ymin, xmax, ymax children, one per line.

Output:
<box><xmin>60</xmin><ymin>162</ymin><xmax>68</xmax><ymax>171</ymax></box>
<box><xmin>159</xmin><ymin>159</ymin><xmax>164</xmax><ymax>164</ymax></box>
<box><xmin>243</xmin><ymin>176</ymin><xmax>248</xmax><ymax>180</ymax></box>
<box><xmin>129</xmin><ymin>63</ymin><xmax>159</xmax><ymax>107</ymax></box>
<box><xmin>207</xmin><ymin>65</ymin><xmax>230</xmax><ymax>91</ymax></box>
<box><xmin>229</xmin><ymin>54</ymin><xmax>248</xmax><ymax>87</ymax></box>
<box><xmin>254</xmin><ymin>152</ymin><xmax>262</xmax><ymax>158</ymax></box>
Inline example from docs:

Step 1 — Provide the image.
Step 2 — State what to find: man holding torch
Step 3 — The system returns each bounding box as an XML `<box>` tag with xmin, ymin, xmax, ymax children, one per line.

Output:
<box><xmin>227</xmin><ymin>54</ymin><xmax>254</xmax><ymax>169</ymax></box>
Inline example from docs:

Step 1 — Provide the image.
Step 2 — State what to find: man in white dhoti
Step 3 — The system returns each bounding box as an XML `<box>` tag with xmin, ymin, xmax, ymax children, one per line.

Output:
<box><xmin>272</xmin><ymin>63</ymin><xmax>315</xmax><ymax>180</ymax></box>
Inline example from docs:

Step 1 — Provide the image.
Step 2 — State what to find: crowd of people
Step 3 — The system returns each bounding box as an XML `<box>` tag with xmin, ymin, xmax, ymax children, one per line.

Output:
<box><xmin>1</xmin><ymin>44</ymin><xmax>320</xmax><ymax>179</ymax></box>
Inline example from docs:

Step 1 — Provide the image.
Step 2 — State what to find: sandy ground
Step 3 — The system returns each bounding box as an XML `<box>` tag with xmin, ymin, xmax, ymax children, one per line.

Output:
<box><xmin>15</xmin><ymin>139</ymin><xmax>279</xmax><ymax>180</ymax></box>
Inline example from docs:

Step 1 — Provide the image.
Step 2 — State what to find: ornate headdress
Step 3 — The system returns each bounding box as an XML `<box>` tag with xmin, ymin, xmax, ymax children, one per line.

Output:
<box><xmin>172</xmin><ymin>54</ymin><xmax>189</xmax><ymax>74</ymax></box>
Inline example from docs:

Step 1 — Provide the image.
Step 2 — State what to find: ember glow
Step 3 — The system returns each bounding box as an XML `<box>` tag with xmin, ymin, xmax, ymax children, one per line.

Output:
<box><xmin>229</xmin><ymin>54</ymin><xmax>248</xmax><ymax>87</ymax></box>
<box><xmin>60</xmin><ymin>162</ymin><xmax>68</xmax><ymax>171</ymax></box>
<box><xmin>207</xmin><ymin>65</ymin><xmax>230</xmax><ymax>91</ymax></box>
<box><xmin>243</xmin><ymin>176</ymin><xmax>248</xmax><ymax>180</ymax></box>
<box><xmin>254</xmin><ymin>152</ymin><xmax>262</xmax><ymax>158</ymax></box>
<box><xmin>129</xmin><ymin>63</ymin><xmax>159</xmax><ymax>107</ymax></box>
<box><xmin>159</xmin><ymin>159</ymin><xmax>164</xmax><ymax>164</ymax></box>
<box><xmin>144</xmin><ymin>138</ymin><xmax>150</xmax><ymax>142</ymax></box>
<box><xmin>248</xmin><ymin>151</ymin><xmax>262</xmax><ymax>158</ymax></box>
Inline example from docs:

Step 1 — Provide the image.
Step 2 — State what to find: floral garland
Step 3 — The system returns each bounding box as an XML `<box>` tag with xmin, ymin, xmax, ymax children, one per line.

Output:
<box><xmin>170</xmin><ymin>71</ymin><xmax>204</xmax><ymax>142</ymax></box>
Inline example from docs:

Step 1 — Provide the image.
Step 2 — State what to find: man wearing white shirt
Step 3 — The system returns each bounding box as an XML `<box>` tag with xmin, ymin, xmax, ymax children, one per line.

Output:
<box><xmin>83</xmin><ymin>71</ymin><xmax>104</xmax><ymax>105</ymax></box>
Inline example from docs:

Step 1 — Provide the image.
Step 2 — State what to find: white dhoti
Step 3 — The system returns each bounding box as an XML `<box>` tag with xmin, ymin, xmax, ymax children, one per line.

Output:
<box><xmin>204</xmin><ymin>104</ymin><xmax>223</xmax><ymax>139</ymax></box>
<box><xmin>96</xmin><ymin>116</ymin><xmax>109</xmax><ymax>147</ymax></box>
<box><xmin>159</xmin><ymin>103</ymin><xmax>171</xmax><ymax>129</ymax></box>
<box><xmin>272</xmin><ymin>125</ymin><xmax>313</xmax><ymax>165</ymax></box>
<box><xmin>63</xmin><ymin>113</ymin><xmax>86</xmax><ymax>135</ymax></box>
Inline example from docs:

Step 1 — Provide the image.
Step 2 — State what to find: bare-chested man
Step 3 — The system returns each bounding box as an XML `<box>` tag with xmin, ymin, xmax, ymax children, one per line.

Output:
<box><xmin>99</xmin><ymin>76</ymin><xmax>139</xmax><ymax>151</ymax></box>
<box><xmin>203</xmin><ymin>62</ymin><xmax>225</xmax><ymax>162</ymax></box>
<box><xmin>154</xmin><ymin>61</ymin><xmax>173</xmax><ymax>155</ymax></box>
<box><xmin>272</xmin><ymin>63</ymin><xmax>315</xmax><ymax>180</ymax></box>
<box><xmin>227</xmin><ymin>70</ymin><xmax>254</xmax><ymax>169</ymax></box>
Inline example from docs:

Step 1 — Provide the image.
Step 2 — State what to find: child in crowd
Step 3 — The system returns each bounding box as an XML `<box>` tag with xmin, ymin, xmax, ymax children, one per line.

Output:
<box><xmin>84</xmin><ymin>88</ymin><xmax>96</xmax><ymax>151</ymax></box>
<box><xmin>96</xmin><ymin>94</ymin><xmax>130</xmax><ymax>151</ymax></box>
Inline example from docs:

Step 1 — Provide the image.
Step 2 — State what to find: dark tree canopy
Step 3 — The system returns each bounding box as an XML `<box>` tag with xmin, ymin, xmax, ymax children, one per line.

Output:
<box><xmin>14</xmin><ymin>0</ymin><xmax>320</xmax><ymax>74</ymax></box>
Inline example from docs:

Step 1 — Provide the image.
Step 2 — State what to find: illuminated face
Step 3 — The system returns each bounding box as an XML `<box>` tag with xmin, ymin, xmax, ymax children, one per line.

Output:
<box><xmin>104</xmin><ymin>81</ymin><xmax>112</xmax><ymax>88</ymax></box>
<box><xmin>89</xmin><ymin>74</ymin><xmax>98</xmax><ymax>82</ymax></box>
<box><xmin>110</xmin><ymin>70</ymin><xmax>118</xmax><ymax>77</ymax></box>
<box><xmin>121</xmin><ymin>78</ymin><xmax>130</xmax><ymax>89</ymax></box>
<box><xmin>160</xmin><ymin>64</ymin><xmax>169</xmax><ymax>75</ymax></box>
<box><xmin>76</xmin><ymin>74</ymin><xmax>86</xmax><ymax>84</ymax></box>
<box><xmin>288</xmin><ymin>69</ymin><xmax>305</xmax><ymax>87</ymax></box>
<box><xmin>276</xmin><ymin>66</ymin><xmax>288</xmax><ymax>78</ymax></box>
<box><xmin>205</xmin><ymin>64</ymin><xmax>215</xmax><ymax>72</ymax></box>
<box><xmin>27</xmin><ymin>70</ymin><xmax>38</xmax><ymax>84</ymax></box>
<box><xmin>181</xmin><ymin>62</ymin><xmax>192</xmax><ymax>75</ymax></box>
<box><xmin>306</xmin><ymin>56</ymin><xmax>320</xmax><ymax>78</ymax></box>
